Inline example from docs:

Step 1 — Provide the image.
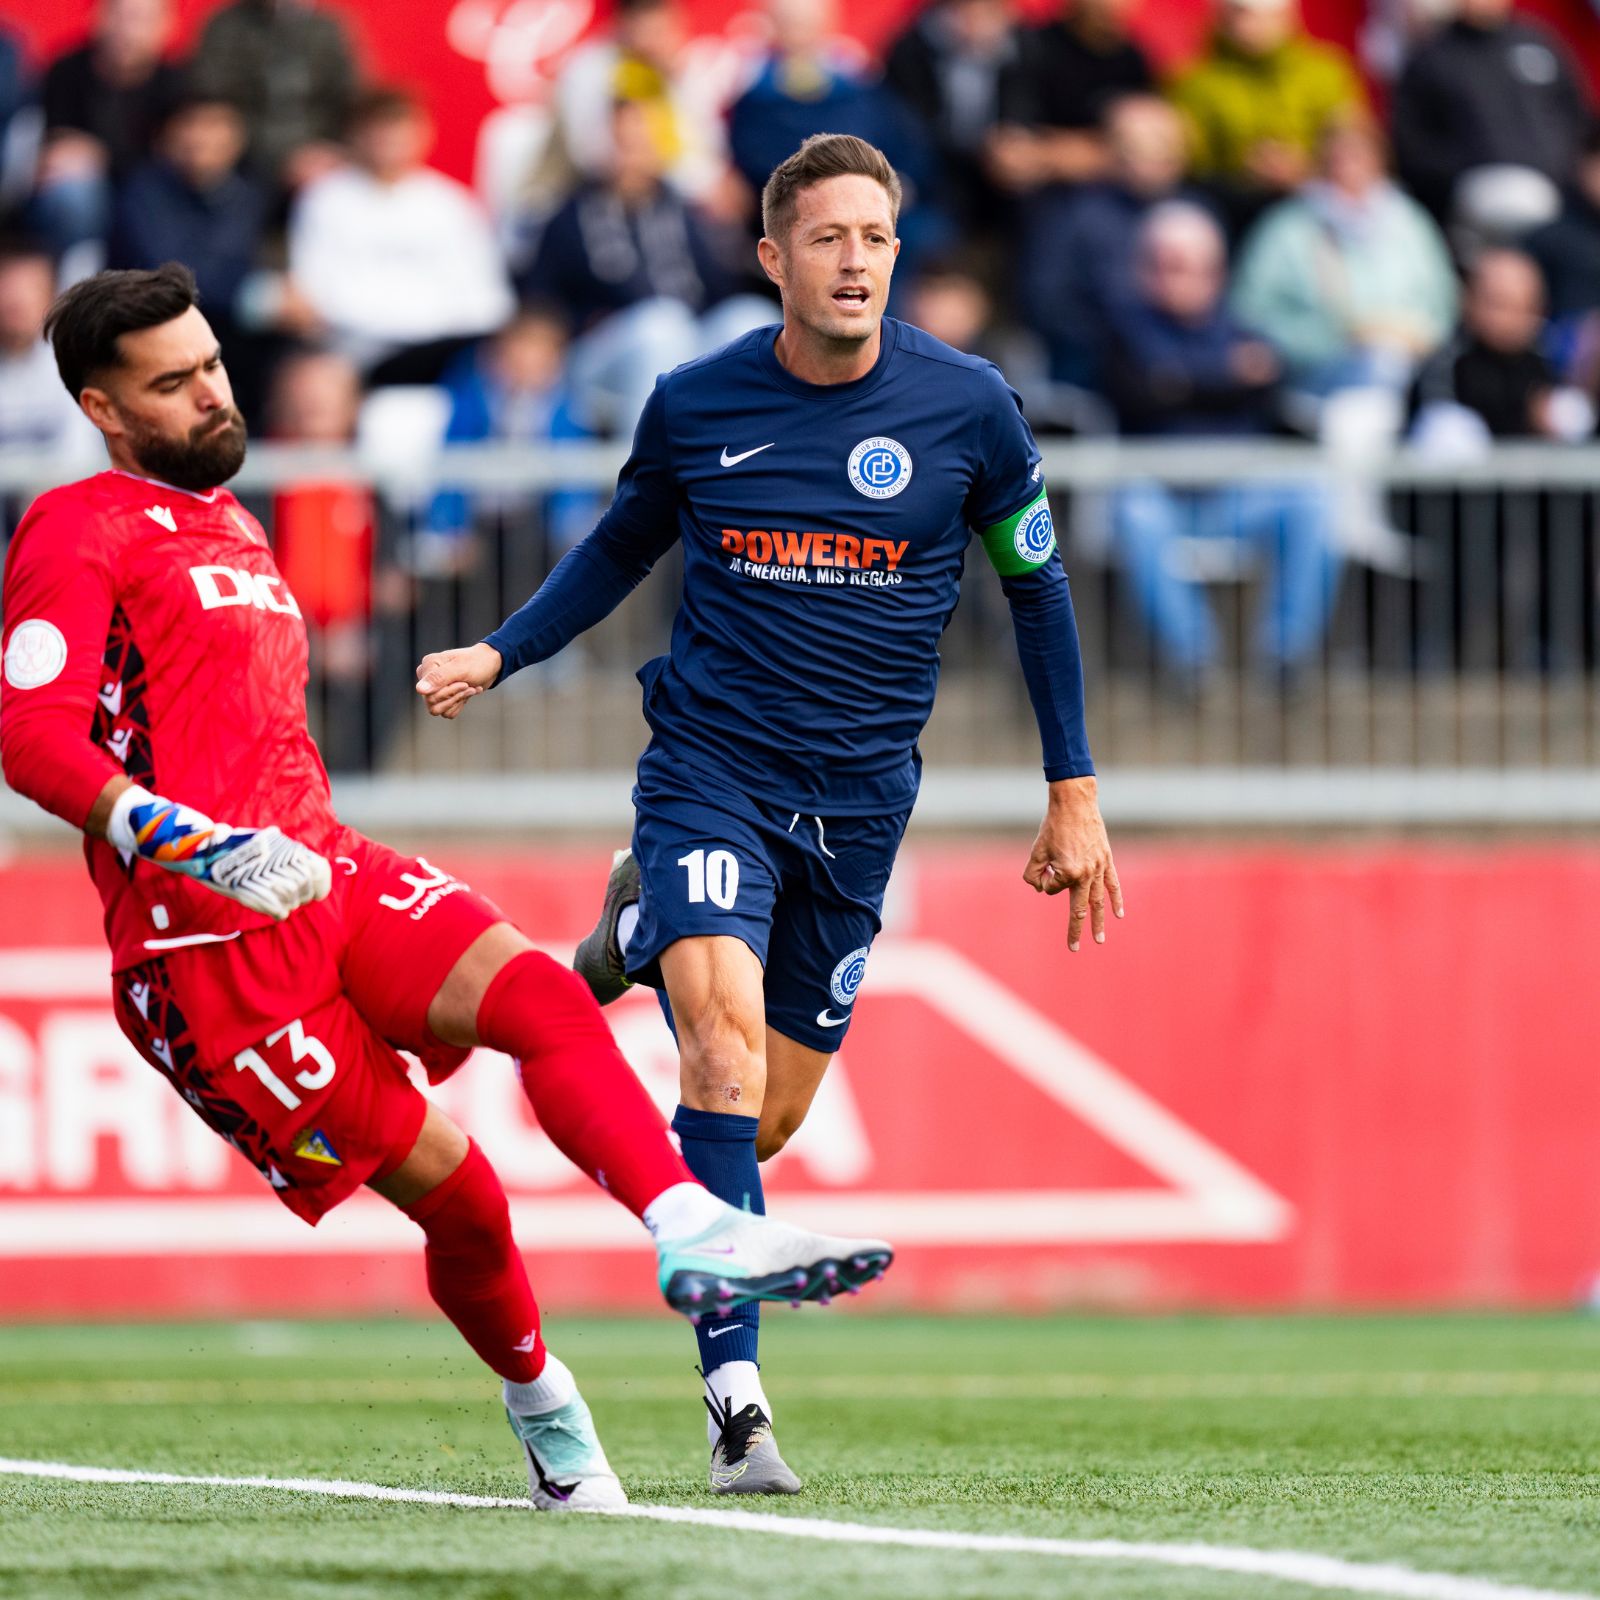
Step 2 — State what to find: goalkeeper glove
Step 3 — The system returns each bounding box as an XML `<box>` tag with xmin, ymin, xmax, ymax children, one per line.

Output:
<box><xmin>106</xmin><ymin>784</ymin><xmax>332</xmax><ymax>922</ymax></box>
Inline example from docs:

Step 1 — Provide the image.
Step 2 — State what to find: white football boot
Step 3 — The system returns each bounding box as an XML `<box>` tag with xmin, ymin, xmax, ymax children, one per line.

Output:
<box><xmin>504</xmin><ymin>1382</ymin><xmax>627</xmax><ymax>1511</ymax></box>
<box><xmin>656</xmin><ymin>1202</ymin><xmax>893</xmax><ymax>1322</ymax></box>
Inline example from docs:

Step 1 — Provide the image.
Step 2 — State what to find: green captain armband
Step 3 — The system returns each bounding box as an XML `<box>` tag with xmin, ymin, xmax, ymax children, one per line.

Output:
<box><xmin>978</xmin><ymin>487</ymin><xmax>1056</xmax><ymax>577</ymax></box>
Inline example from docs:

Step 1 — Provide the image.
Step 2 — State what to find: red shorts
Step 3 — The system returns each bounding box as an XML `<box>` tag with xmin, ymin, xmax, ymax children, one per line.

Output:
<box><xmin>111</xmin><ymin>827</ymin><xmax>504</xmax><ymax>1224</ymax></box>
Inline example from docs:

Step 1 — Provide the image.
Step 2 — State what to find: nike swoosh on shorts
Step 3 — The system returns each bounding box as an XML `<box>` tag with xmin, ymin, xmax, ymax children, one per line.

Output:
<box><xmin>816</xmin><ymin>1010</ymin><xmax>850</xmax><ymax>1028</ymax></box>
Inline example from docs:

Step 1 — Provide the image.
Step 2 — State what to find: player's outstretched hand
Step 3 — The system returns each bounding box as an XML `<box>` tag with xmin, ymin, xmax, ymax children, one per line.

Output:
<box><xmin>1023</xmin><ymin>776</ymin><xmax>1123</xmax><ymax>953</ymax></box>
<box><xmin>415</xmin><ymin>643</ymin><xmax>503</xmax><ymax>719</ymax></box>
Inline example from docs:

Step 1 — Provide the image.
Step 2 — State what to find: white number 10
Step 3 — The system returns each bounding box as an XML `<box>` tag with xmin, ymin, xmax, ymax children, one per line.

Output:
<box><xmin>678</xmin><ymin>848</ymin><xmax>739</xmax><ymax>909</ymax></box>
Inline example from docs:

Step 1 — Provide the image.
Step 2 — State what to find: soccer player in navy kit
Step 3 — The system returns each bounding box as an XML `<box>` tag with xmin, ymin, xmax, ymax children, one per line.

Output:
<box><xmin>417</xmin><ymin>134</ymin><xmax>1122</xmax><ymax>1493</ymax></box>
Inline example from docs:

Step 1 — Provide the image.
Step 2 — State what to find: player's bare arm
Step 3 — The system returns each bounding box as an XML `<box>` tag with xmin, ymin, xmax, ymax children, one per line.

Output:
<box><xmin>1023</xmin><ymin>775</ymin><xmax>1124</xmax><ymax>952</ymax></box>
<box><xmin>84</xmin><ymin>772</ymin><xmax>132</xmax><ymax>837</ymax></box>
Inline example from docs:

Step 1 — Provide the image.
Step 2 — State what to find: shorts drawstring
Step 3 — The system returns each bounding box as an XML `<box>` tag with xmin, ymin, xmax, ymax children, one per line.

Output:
<box><xmin>788</xmin><ymin>811</ymin><xmax>835</xmax><ymax>859</ymax></box>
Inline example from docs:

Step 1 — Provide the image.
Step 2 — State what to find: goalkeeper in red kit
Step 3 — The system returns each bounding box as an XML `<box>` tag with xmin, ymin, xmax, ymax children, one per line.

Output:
<box><xmin>0</xmin><ymin>264</ymin><xmax>891</xmax><ymax>1505</ymax></box>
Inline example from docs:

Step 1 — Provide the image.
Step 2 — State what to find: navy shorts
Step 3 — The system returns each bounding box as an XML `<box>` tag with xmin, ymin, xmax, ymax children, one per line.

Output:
<box><xmin>625</xmin><ymin>747</ymin><xmax>911</xmax><ymax>1052</ymax></box>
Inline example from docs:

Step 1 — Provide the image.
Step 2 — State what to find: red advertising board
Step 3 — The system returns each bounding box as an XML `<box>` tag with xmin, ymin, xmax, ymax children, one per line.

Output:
<box><xmin>3</xmin><ymin>842</ymin><xmax>1599</xmax><ymax>1320</ymax></box>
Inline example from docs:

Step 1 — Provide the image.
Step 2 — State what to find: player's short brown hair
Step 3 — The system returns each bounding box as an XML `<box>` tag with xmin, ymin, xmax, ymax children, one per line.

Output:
<box><xmin>44</xmin><ymin>262</ymin><xmax>199</xmax><ymax>402</ymax></box>
<box><xmin>761</xmin><ymin>134</ymin><xmax>902</xmax><ymax>246</ymax></box>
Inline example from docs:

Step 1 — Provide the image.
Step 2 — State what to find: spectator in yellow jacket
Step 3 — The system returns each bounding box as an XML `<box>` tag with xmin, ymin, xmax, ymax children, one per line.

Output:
<box><xmin>1169</xmin><ymin>0</ymin><xmax>1365</xmax><ymax>230</ymax></box>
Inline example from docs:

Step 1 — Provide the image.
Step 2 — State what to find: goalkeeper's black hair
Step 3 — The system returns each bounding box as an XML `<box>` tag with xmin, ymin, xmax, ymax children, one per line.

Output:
<box><xmin>44</xmin><ymin>262</ymin><xmax>200</xmax><ymax>402</ymax></box>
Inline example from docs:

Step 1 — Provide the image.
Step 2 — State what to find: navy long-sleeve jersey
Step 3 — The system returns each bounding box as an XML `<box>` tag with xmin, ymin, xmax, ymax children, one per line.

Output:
<box><xmin>485</xmin><ymin>317</ymin><xmax>1093</xmax><ymax>814</ymax></box>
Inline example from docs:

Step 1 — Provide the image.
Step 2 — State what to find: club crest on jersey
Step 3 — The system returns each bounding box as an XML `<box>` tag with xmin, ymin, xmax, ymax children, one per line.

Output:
<box><xmin>830</xmin><ymin>946</ymin><xmax>869</xmax><ymax>1007</ymax></box>
<box><xmin>847</xmin><ymin>437</ymin><xmax>912</xmax><ymax>500</ymax></box>
<box><xmin>1014</xmin><ymin>500</ymin><xmax>1056</xmax><ymax>564</ymax></box>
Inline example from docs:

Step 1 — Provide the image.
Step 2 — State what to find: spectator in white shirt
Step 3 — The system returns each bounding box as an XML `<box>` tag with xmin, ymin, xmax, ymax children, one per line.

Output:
<box><xmin>0</xmin><ymin>242</ymin><xmax>101</xmax><ymax>466</ymax></box>
<box><xmin>287</xmin><ymin>87</ymin><xmax>515</xmax><ymax>385</ymax></box>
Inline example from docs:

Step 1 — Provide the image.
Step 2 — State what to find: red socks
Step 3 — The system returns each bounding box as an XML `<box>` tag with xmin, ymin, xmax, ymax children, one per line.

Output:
<box><xmin>404</xmin><ymin>1139</ymin><xmax>545</xmax><ymax>1383</ymax></box>
<box><xmin>476</xmin><ymin>950</ymin><xmax>695</xmax><ymax>1218</ymax></box>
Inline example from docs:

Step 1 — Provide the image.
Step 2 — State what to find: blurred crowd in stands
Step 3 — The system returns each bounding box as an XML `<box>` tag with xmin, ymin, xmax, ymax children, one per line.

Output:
<box><xmin>1</xmin><ymin>0</ymin><xmax>1599</xmax><ymax>706</ymax></box>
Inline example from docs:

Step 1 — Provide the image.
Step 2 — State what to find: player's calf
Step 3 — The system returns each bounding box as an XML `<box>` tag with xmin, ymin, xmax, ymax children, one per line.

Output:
<box><xmin>397</xmin><ymin>1137</ymin><xmax>545</xmax><ymax>1382</ymax></box>
<box><xmin>755</xmin><ymin>1110</ymin><xmax>803</xmax><ymax>1163</ymax></box>
<box><xmin>475</xmin><ymin>950</ymin><xmax>697</xmax><ymax>1215</ymax></box>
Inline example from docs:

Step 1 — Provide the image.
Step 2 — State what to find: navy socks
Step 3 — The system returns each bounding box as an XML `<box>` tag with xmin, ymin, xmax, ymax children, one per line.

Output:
<box><xmin>671</xmin><ymin>1104</ymin><xmax>763</xmax><ymax>1372</ymax></box>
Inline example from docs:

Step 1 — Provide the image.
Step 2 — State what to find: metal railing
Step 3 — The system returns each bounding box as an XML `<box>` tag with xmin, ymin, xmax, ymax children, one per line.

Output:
<box><xmin>4</xmin><ymin>440</ymin><xmax>1600</xmax><ymax>831</ymax></box>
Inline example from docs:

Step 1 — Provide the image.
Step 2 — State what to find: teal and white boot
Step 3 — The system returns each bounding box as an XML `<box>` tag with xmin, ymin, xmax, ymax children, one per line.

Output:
<box><xmin>655</xmin><ymin>1200</ymin><xmax>893</xmax><ymax>1323</ymax></box>
<box><xmin>504</xmin><ymin>1370</ymin><xmax>627</xmax><ymax>1511</ymax></box>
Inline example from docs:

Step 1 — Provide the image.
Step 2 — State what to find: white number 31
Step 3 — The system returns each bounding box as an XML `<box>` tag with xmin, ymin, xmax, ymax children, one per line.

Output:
<box><xmin>678</xmin><ymin>848</ymin><xmax>739</xmax><ymax>909</ymax></box>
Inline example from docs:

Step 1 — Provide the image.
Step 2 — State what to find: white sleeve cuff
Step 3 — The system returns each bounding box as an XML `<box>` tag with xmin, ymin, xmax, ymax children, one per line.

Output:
<box><xmin>105</xmin><ymin>783</ymin><xmax>161</xmax><ymax>853</ymax></box>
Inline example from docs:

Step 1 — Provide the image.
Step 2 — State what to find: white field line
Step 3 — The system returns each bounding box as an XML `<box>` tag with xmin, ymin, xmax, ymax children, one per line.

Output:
<box><xmin>3</xmin><ymin>1372</ymin><xmax>1600</xmax><ymax>1407</ymax></box>
<box><xmin>0</xmin><ymin>1457</ymin><xmax>1591</xmax><ymax>1600</ymax></box>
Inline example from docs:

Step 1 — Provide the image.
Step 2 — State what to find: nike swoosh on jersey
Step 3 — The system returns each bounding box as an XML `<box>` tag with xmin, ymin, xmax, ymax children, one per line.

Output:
<box><xmin>720</xmin><ymin>443</ymin><xmax>775</xmax><ymax>467</ymax></box>
<box><xmin>816</xmin><ymin>1010</ymin><xmax>850</xmax><ymax>1028</ymax></box>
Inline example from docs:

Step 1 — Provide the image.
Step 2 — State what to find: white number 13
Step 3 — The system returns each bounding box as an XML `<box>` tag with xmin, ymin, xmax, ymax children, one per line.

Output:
<box><xmin>233</xmin><ymin>1018</ymin><xmax>338</xmax><ymax>1111</ymax></box>
<box><xmin>678</xmin><ymin>848</ymin><xmax>739</xmax><ymax>910</ymax></box>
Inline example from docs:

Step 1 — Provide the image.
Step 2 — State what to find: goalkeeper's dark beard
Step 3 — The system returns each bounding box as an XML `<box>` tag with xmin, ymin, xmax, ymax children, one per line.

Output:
<box><xmin>126</xmin><ymin>407</ymin><xmax>248</xmax><ymax>492</ymax></box>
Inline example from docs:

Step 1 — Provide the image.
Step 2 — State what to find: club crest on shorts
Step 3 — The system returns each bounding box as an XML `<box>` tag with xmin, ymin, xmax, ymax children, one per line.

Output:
<box><xmin>1014</xmin><ymin>500</ymin><xmax>1056</xmax><ymax>564</ymax></box>
<box><xmin>293</xmin><ymin>1128</ymin><xmax>342</xmax><ymax>1166</ymax></box>
<box><xmin>830</xmin><ymin>946</ymin><xmax>870</xmax><ymax>1007</ymax></box>
<box><xmin>848</xmin><ymin>437</ymin><xmax>913</xmax><ymax>500</ymax></box>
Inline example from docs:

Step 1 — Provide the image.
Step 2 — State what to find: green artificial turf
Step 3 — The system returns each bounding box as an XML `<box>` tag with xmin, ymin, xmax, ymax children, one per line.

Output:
<box><xmin>1</xmin><ymin>1312</ymin><xmax>1597</xmax><ymax>1600</ymax></box>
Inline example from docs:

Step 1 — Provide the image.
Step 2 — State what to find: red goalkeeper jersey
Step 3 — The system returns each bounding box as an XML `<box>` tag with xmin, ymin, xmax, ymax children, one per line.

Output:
<box><xmin>1</xmin><ymin>469</ymin><xmax>339</xmax><ymax>968</ymax></box>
